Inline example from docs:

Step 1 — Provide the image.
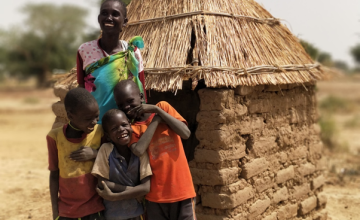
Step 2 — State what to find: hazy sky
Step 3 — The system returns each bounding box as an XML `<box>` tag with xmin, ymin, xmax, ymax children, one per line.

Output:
<box><xmin>1</xmin><ymin>0</ymin><xmax>359</xmax><ymax>66</ymax></box>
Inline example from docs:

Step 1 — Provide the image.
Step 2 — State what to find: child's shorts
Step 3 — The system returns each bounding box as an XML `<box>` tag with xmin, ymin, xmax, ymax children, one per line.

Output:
<box><xmin>146</xmin><ymin>198</ymin><xmax>196</xmax><ymax>220</ymax></box>
<box><xmin>56</xmin><ymin>211</ymin><xmax>104</xmax><ymax>220</ymax></box>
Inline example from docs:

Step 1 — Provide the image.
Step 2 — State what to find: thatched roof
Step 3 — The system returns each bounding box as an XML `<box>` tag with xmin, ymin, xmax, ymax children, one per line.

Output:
<box><xmin>119</xmin><ymin>0</ymin><xmax>324</xmax><ymax>92</ymax></box>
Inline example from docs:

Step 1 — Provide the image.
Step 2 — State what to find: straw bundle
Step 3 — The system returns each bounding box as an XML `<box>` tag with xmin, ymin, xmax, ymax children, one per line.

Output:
<box><xmin>120</xmin><ymin>0</ymin><xmax>324</xmax><ymax>92</ymax></box>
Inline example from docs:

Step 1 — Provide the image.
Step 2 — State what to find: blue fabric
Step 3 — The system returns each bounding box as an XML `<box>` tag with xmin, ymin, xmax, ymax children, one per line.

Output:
<box><xmin>104</xmin><ymin>148</ymin><xmax>143</xmax><ymax>220</ymax></box>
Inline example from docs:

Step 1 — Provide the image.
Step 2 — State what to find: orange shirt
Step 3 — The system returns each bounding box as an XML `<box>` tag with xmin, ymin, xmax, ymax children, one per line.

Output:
<box><xmin>130</xmin><ymin>101</ymin><xmax>195</xmax><ymax>203</ymax></box>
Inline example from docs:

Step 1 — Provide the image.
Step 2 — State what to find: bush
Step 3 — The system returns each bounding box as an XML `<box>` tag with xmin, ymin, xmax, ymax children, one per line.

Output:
<box><xmin>319</xmin><ymin>96</ymin><xmax>354</xmax><ymax>113</ymax></box>
<box><xmin>319</xmin><ymin>115</ymin><xmax>337</xmax><ymax>150</ymax></box>
<box><xmin>344</xmin><ymin>115</ymin><xmax>360</xmax><ymax>128</ymax></box>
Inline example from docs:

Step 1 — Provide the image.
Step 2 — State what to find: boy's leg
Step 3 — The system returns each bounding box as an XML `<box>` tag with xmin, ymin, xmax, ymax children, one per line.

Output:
<box><xmin>146</xmin><ymin>200</ymin><xmax>170</xmax><ymax>220</ymax></box>
<box><xmin>176</xmin><ymin>198</ymin><xmax>196</xmax><ymax>220</ymax></box>
<box><xmin>87</xmin><ymin>212</ymin><xmax>104</xmax><ymax>220</ymax></box>
<box><xmin>57</xmin><ymin>212</ymin><xmax>104</xmax><ymax>220</ymax></box>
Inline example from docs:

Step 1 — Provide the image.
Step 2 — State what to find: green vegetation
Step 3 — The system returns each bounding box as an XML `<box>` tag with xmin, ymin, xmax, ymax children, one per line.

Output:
<box><xmin>300</xmin><ymin>39</ymin><xmax>360</xmax><ymax>74</ymax></box>
<box><xmin>344</xmin><ymin>115</ymin><xmax>360</xmax><ymax>128</ymax></box>
<box><xmin>351</xmin><ymin>44</ymin><xmax>360</xmax><ymax>65</ymax></box>
<box><xmin>23</xmin><ymin>97</ymin><xmax>40</xmax><ymax>104</ymax></box>
<box><xmin>300</xmin><ymin>40</ymin><xmax>319</xmax><ymax>60</ymax></box>
<box><xmin>319</xmin><ymin>96</ymin><xmax>354</xmax><ymax>113</ymax></box>
<box><xmin>319</xmin><ymin>115</ymin><xmax>337</xmax><ymax>150</ymax></box>
<box><xmin>0</xmin><ymin>3</ymin><xmax>88</xmax><ymax>87</ymax></box>
<box><xmin>319</xmin><ymin>115</ymin><xmax>349</xmax><ymax>152</ymax></box>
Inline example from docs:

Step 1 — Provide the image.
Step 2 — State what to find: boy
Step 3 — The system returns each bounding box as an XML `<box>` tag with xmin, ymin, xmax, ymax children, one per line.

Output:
<box><xmin>113</xmin><ymin>80</ymin><xmax>196</xmax><ymax>220</ymax></box>
<box><xmin>92</xmin><ymin>109</ymin><xmax>159</xmax><ymax>220</ymax></box>
<box><xmin>47</xmin><ymin>88</ymin><xmax>104</xmax><ymax>220</ymax></box>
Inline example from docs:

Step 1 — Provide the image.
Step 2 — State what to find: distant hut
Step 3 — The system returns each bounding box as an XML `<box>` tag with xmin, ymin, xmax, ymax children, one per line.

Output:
<box><xmin>53</xmin><ymin>0</ymin><xmax>328</xmax><ymax>219</ymax></box>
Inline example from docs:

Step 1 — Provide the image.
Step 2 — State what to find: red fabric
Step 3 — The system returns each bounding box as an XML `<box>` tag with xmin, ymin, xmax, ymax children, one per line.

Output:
<box><xmin>58</xmin><ymin>173</ymin><xmax>103</xmax><ymax>218</ymax></box>
<box><xmin>76</xmin><ymin>51</ymin><xmax>85</xmax><ymax>85</ymax></box>
<box><xmin>130</xmin><ymin>102</ymin><xmax>195</xmax><ymax>203</ymax></box>
<box><xmin>84</xmin><ymin>74</ymin><xmax>96</xmax><ymax>92</ymax></box>
<box><xmin>139</xmin><ymin>70</ymin><xmax>147</xmax><ymax>103</ymax></box>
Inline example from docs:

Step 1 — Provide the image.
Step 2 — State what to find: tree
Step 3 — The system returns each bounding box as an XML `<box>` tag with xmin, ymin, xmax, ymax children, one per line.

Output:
<box><xmin>1</xmin><ymin>3</ymin><xmax>88</xmax><ymax>87</ymax></box>
<box><xmin>300</xmin><ymin>40</ymin><xmax>319</xmax><ymax>60</ymax></box>
<box><xmin>333</xmin><ymin>60</ymin><xmax>349</xmax><ymax>72</ymax></box>
<box><xmin>350</xmin><ymin>44</ymin><xmax>360</xmax><ymax>65</ymax></box>
<box><xmin>318</xmin><ymin>52</ymin><xmax>333</xmax><ymax>67</ymax></box>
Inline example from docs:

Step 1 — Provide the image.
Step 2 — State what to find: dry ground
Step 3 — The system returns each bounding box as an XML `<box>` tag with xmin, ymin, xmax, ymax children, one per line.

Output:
<box><xmin>0</xmin><ymin>77</ymin><xmax>359</xmax><ymax>220</ymax></box>
<box><xmin>0</xmin><ymin>88</ymin><xmax>56</xmax><ymax>220</ymax></box>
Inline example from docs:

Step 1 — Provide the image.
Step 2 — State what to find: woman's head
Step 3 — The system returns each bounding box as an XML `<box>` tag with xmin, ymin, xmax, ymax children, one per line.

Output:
<box><xmin>98</xmin><ymin>0</ymin><xmax>128</xmax><ymax>35</ymax></box>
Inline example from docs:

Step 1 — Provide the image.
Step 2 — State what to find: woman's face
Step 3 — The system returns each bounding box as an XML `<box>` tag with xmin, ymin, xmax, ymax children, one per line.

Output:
<box><xmin>98</xmin><ymin>0</ymin><xmax>127</xmax><ymax>35</ymax></box>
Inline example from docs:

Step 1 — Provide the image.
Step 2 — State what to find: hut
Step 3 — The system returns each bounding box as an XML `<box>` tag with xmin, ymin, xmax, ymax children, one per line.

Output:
<box><xmin>52</xmin><ymin>0</ymin><xmax>328</xmax><ymax>219</ymax></box>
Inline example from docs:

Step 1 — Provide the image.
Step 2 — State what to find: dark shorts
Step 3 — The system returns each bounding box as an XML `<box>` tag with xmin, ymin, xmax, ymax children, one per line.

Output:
<box><xmin>146</xmin><ymin>198</ymin><xmax>196</xmax><ymax>220</ymax></box>
<box><xmin>57</xmin><ymin>212</ymin><xmax>104</xmax><ymax>220</ymax></box>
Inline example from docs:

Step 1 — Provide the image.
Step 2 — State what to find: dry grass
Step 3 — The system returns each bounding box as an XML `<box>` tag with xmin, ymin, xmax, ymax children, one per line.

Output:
<box><xmin>117</xmin><ymin>0</ymin><xmax>325</xmax><ymax>92</ymax></box>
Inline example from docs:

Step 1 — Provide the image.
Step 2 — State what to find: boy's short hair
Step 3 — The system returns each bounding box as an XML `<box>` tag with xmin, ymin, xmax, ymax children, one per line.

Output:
<box><xmin>64</xmin><ymin>87</ymin><xmax>97</xmax><ymax>113</ymax></box>
<box><xmin>102</xmin><ymin>109</ymin><xmax>128</xmax><ymax>132</ymax></box>
<box><xmin>114</xmin><ymin>79</ymin><xmax>140</xmax><ymax>96</ymax></box>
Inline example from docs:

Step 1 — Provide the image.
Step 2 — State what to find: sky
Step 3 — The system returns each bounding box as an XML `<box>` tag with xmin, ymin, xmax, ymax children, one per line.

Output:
<box><xmin>1</xmin><ymin>0</ymin><xmax>359</xmax><ymax>66</ymax></box>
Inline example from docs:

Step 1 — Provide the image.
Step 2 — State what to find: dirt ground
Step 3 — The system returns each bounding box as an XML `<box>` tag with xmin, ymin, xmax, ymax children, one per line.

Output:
<box><xmin>0</xmin><ymin>77</ymin><xmax>359</xmax><ymax>220</ymax></box>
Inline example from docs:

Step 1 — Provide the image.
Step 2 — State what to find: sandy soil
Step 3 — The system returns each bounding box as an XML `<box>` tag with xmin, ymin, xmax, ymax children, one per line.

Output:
<box><xmin>0</xmin><ymin>89</ymin><xmax>56</xmax><ymax>220</ymax></box>
<box><xmin>0</xmin><ymin>78</ymin><xmax>360</xmax><ymax>220</ymax></box>
<box><xmin>317</xmin><ymin>77</ymin><xmax>360</xmax><ymax>220</ymax></box>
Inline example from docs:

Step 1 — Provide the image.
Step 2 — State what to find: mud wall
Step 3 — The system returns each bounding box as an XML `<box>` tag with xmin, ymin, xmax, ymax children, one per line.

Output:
<box><xmin>192</xmin><ymin>84</ymin><xmax>327</xmax><ymax>220</ymax></box>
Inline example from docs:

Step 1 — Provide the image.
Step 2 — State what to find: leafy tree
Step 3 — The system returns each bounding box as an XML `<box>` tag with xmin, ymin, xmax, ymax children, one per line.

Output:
<box><xmin>2</xmin><ymin>3</ymin><xmax>88</xmax><ymax>87</ymax></box>
<box><xmin>300</xmin><ymin>40</ymin><xmax>319</xmax><ymax>60</ymax></box>
<box><xmin>333</xmin><ymin>60</ymin><xmax>349</xmax><ymax>72</ymax></box>
<box><xmin>350</xmin><ymin>44</ymin><xmax>360</xmax><ymax>65</ymax></box>
<box><xmin>318</xmin><ymin>52</ymin><xmax>333</xmax><ymax>67</ymax></box>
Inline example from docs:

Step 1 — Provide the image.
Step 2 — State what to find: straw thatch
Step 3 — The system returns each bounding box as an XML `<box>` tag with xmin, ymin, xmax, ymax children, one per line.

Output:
<box><xmin>118</xmin><ymin>0</ymin><xmax>324</xmax><ymax>92</ymax></box>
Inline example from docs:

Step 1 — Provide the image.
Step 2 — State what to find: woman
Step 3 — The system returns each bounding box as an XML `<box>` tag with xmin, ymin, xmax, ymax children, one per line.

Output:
<box><xmin>77</xmin><ymin>0</ymin><xmax>146</xmax><ymax>124</ymax></box>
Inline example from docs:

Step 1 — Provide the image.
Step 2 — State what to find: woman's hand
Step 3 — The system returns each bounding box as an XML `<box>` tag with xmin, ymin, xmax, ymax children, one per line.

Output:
<box><xmin>70</xmin><ymin>147</ymin><xmax>97</xmax><ymax>161</ymax></box>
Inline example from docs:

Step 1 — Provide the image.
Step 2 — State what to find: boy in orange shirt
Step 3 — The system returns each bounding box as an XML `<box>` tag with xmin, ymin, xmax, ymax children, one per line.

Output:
<box><xmin>113</xmin><ymin>80</ymin><xmax>196</xmax><ymax>220</ymax></box>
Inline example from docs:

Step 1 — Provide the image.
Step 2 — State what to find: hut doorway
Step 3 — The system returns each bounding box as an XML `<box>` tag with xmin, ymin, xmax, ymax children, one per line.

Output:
<box><xmin>147</xmin><ymin>80</ymin><xmax>206</xmax><ymax>161</ymax></box>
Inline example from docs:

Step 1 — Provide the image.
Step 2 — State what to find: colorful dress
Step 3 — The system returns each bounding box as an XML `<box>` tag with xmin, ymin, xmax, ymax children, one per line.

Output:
<box><xmin>77</xmin><ymin>36</ymin><xmax>146</xmax><ymax>124</ymax></box>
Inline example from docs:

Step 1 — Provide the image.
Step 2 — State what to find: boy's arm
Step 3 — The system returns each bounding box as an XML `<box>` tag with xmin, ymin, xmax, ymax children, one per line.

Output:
<box><xmin>130</xmin><ymin>115</ymin><xmax>162</xmax><ymax>157</ymax></box>
<box><xmin>49</xmin><ymin>170</ymin><xmax>59</xmax><ymax>220</ymax></box>
<box><xmin>128</xmin><ymin>104</ymin><xmax>190</xmax><ymax>140</ymax></box>
<box><xmin>96</xmin><ymin>175</ymin><xmax>133</xmax><ymax>193</ymax></box>
<box><xmin>96</xmin><ymin>176</ymin><xmax>150</xmax><ymax>202</ymax></box>
<box><xmin>155</xmin><ymin>106</ymin><xmax>190</xmax><ymax>139</ymax></box>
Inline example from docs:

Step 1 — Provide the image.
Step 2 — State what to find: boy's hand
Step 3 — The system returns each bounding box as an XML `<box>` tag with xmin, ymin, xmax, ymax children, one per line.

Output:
<box><xmin>96</xmin><ymin>181</ymin><xmax>117</xmax><ymax>201</ymax></box>
<box><xmin>127</xmin><ymin>104</ymin><xmax>159</xmax><ymax>119</ymax></box>
<box><xmin>70</xmin><ymin>147</ymin><xmax>97</xmax><ymax>161</ymax></box>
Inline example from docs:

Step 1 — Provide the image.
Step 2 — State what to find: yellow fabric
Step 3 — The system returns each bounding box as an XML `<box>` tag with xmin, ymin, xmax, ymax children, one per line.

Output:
<box><xmin>48</xmin><ymin>125</ymin><xmax>104</xmax><ymax>178</ymax></box>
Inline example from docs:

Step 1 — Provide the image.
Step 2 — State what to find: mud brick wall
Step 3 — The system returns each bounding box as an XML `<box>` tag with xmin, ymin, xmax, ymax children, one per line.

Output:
<box><xmin>191</xmin><ymin>84</ymin><xmax>327</xmax><ymax>220</ymax></box>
